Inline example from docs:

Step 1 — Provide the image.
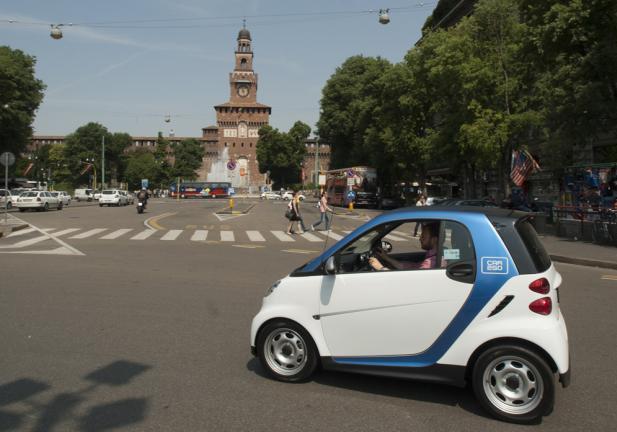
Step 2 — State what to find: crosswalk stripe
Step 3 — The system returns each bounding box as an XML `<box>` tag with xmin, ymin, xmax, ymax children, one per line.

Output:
<box><xmin>131</xmin><ymin>229</ymin><xmax>156</xmax><ymax>240</ymax></box>
<box><xmin>385</xmin><ymin>234</ymin><xmax>407</xmax><ymax>242</ymax></box>
<box><xmin>271</xmin><ymin>230</ymin><xmax>295</xmax><ymax>242</ymax></box>
<box><xmin>300</xmin><ymin>232</ymin><xmax>323</xmax><ymax>242</ymax></box>
<box><xmin>51</xmin><ymin>228</ymin><xmax>81</xmax><ymax>237</ymax></box>
<box><xmin>5</xmin><ymin>227</ymin><xmax>37</xmax><ymax>238</ymax></box>
<box><xmin>70</xmin><ymin>228</ymin><xmax>107</xmax><ymax>239</ymax></box>
<box><xmin>246</xmin><ymin>230</ymin><xmax>265</xmax><ymax>241</ymax></box>
<box><xmin>317</xmin><ymin>230</ymin><xmax>343</xmax><ymax>241</ymax></box>
<box><xmin>160</xmin><ymin>230</ymin><xmax>182</xmax><ymax>241</ymax></box>
<box><xmin>0</xmin><ymin>235</ymin><xmax>49</xmax><ymax>249</ymax></box>
<box><xmin>100</xmin><ymin>229</ymin><xmax>133</xmax><ymax>240</ymax></box>
<box><xmin>191</xmin><ymin>230</ymin><xmax>208</xmax><ymax>241</ymax></box>
<box><xmin>220</xmin><ymin>231</ymin><xmax>234</xmax><ymax>241</ymax></box>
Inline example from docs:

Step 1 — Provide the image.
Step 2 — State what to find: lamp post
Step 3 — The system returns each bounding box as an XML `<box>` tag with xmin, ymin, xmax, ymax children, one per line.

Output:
<box><xmin>101</xmin><ymin>135</ymin><xmax>105</xmax><ymax>189</ymax></box>
<box><xmin>314</xmin><ymin>135</ymin><xmax>320</xmax><ymax>190</ymax></box>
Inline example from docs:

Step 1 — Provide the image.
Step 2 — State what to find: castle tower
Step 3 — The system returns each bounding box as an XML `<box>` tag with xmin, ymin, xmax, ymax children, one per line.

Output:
<box><xmin>203</xmin><ymin>25</ymin><xmax>271</xmax><ymax>190</ymax></box>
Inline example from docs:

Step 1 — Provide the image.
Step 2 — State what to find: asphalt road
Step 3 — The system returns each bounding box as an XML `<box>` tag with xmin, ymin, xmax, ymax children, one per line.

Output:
<box><xmin>1</xmin><ymin>198</ymin><xmax>616</xmax><ymax>431</ymax></box>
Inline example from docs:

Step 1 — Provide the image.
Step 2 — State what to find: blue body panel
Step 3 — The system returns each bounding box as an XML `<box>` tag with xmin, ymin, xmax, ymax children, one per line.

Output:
<box><xmin>300</xmin><ymin>208</ymin><xmax>519</xmax><ymax>367</ymax></box>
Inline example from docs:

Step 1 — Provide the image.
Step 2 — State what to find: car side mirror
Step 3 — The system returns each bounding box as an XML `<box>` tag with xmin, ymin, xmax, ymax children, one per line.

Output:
<box><xmin>324</xmin><ymin>256</ymin><xmax>336</xmax><ymax>275</ymax></box>
<box><xmin>380</xmin><ymin>240</ymin><xmax>392</xmax><ymax>253</ymax></box>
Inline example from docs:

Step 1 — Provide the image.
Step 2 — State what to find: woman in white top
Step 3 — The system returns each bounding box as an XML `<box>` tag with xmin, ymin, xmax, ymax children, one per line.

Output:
<box><xmin>311</xmin><ymin>191</ymin><xmax>333</xmax><ymax>231</ymax></box>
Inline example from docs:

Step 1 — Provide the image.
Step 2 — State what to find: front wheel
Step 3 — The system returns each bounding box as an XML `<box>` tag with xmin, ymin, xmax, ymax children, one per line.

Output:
<box><xmin>257</xmin><ymin>320</ymin><xmax>318</xmax><ymax>382</ymax></box>
<box><xmin>472</xmin><ymin>345</ymin><xmax>555</xmax><ymax>424</ymax></box>
<box><xmin>57</xmin><ymin>202</ymin><xmax>63</xmax><ymax>210</ymax></box>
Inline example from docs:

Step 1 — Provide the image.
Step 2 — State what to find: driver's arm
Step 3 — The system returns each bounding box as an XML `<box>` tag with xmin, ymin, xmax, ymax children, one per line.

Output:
<box><xmin>369</xmin><ymin>251</ymin><xmax>404</xmax><ymax>271</ymax></box>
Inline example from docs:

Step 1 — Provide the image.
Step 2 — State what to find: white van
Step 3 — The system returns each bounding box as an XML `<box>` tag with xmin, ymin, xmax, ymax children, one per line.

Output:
<box><xmin>74</xmin><ymin>188</ymin><xmax>94</xmax><ymax>202</ymax></box>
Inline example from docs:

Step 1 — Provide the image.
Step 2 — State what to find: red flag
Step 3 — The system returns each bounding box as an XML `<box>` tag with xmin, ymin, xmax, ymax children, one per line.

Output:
<box><xmin>510</xmin><ymin>149</ymin><xmax>540</xmax><ymax>186</ymax></box>
<box><xmin>23</xmin><ymin>162</ymin><xmax>34</xmax><ymax>176</ymax></box>
<box><xmin>80</xmin><ymin>163</ymin><xmax>92</xmax><ymax>176</ymax></box>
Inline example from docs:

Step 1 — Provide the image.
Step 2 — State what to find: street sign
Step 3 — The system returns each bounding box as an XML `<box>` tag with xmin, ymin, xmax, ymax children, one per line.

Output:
<box><xmin>347</xmin><ymin>177</ymin><xmax>355</xmax><ymax>186</ymax></box>
<box><xmin>239</xmin><ymin>167</ymin><xmax>246</xmax><ymax>177</ymax></box>
<box><xmin>141</xmin><ymin>179</ymin><xmax>149</xmax><ymax>189</ymax></box>
<box><xmin>318</xmin><ymin>174</ymin><xmax>326</xmax><ymax>186</ymax></box>
<box><xmin>346</xmin><ymin>169</ymin><xmax>355</xmax><ymax>178</ymax></box>
<box><xmin>228</xmin><ymin>187</ymin><xmax>235</xmax><ymax>195</ymax></box>
<box><xmin>0</xmin><ymin>152</ymin><xmax>15</xmax><ymax>166</ymax></box>
<box><xmin>347</xmin><ymin>190</ymin><xmax>356</xmax><ymax>200</ymax></box>
<box><xmin>227</xmin><ymin>160</ymin><xmax>237</xmax><ymax>170</ymax></box>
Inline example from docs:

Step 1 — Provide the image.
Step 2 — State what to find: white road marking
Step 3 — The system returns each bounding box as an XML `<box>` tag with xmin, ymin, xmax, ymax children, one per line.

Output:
<box><xmin>0</xmin><ymin>235</ymin><xmax>49</xmax><ymax>249</ymax></box>
<box><xmin>51</xmin><ymin>228</ymin><xmax>81</xmax><ymax>237</ymax></box>
<box><xmin>300</xmin><ymin>232</ymin><xmax>323</xmax><ymax>242</ymax></box>
<box><xmin>131</xmin><ymin>229</ymin><xmax>156</xmax><ymax>240</ymax></box>
<box><xmin>100</xmin><ymin>229</ymin><xmax>133</xmax><ymax>240</ymax></box>
<box><xmin>246</xmin><ymin>230</ymin><xmax>265</xmax><ymax>242</ymax></box>
<box><xmin>160</xmin><ymin>230</ymin><xmax>182</xmax><ymax>241</ymax></box>
<box><xmin>5</xmin><ymin>227</ymin><xmax>37</xmax><ymax>237</ymax></box>
<box><xmin>70</xmin><ymin>228</ymin><xmax>107</xmax><ymax>239</ymax></box>
<box><xmin>191</xmin><ymin>230</ymin><xmax>208</xmax><ymax>241</ymax></box>
<box><xmin>220</xmin><ymin>231</ymin><xmax>235</xmax><ymax>241</ymax></box>
<box><xmin>271</xmin><ymin>231</ymin><xmax>295</xmax><ymax>242</ymax></box>
<box><xmin>317</xmin><ymin>230</ymin><xmax>343</xmax><ymax>241</ymax></box>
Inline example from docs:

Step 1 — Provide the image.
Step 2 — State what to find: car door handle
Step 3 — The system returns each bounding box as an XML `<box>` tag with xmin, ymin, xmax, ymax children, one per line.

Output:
<box><xmin>447</xmin><ymin>263</ymin><xmax>474</xmax><ymax>277</ymax></box>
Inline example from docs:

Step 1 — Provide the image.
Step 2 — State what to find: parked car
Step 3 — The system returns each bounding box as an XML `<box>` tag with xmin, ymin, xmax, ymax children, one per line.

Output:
<box><xmin>261</xmin><ymin>191</ymin><xmax>281</xmax><ymax>200</ymax></box>
<box><xmin>425</xmin><ymin>196</ymin><xmax>447</xmax><ymax>206</ymax></box>
<box><xmin>121</xmin><ymin>191</ymin><xmax>134</xmax><ymax>204</ymax></box>
<box><xmin>282</xmin><ymin>191</ymin><xmax>306</xmax><ymax>201</ymax></box>
<box><xmin>74</xmin><ymin>188</ymin><xmax>94</xmax><ymax>202</ymax></box>
<box><xmin>93</xmin><ymin>190</ymin><xmax>102</xmax><ymax>201</ymax></box>
<box><xmin>377</xmin><ymin>193</ymin><xmax>404</xmax><ymax>210</ymax></box>
<box><xmin>99</xmin><ymin>189</ymin><xmax>128</xmax><ymax>206</ymax></box>
<box><xmin>0</xmin><ymin>189</ymin><xmax>19</xmax><ymax>209</ymax></box>
<box><xmin>16</xmin><ymin>191</ymin><xmax>63</xmax><ymax>211</ymax></box>
<box><xmin>251</xmin><ymin>207</ymin><xmax>569</xmax><ymax>424</ymax></box>
<box><xmin>50</xmin><ymin>191</ymin><xmax>71</xmax><ymax>206</ymax></box>
<box><xmin>436</xmin><ymin>199</ymin><xmax>499</xmax><ymax>208</ymax></box>
<box><xmin>354</xmin><ymin>191</ymin><xmax>378</xmax><ymax>208</ymax></box>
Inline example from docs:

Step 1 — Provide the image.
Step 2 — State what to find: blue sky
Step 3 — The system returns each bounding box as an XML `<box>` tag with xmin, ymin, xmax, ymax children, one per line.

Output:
<box><xmin>1</xmin><ymin>1</ymin><xmax>434</xmax><ymax>138</ymax></box>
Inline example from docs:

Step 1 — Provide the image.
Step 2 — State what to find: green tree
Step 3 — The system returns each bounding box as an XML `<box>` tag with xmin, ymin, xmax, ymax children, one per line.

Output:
<box><xmin>124</xmin><ymin>149</ymin><xmax>158</xmax><ymax>190</ymax></box>
<box><xmin>153</xmin><ymin>132</ymin><xmax>172</xmax><ymax>188</ymax></box>
<box><xmin>171</xmin><ymin>138</ymin><xmax>204</xmax><ymax>178</ymax></box>
<box><xmin>317</xmin><ymin>55</ymin><xmax>392</xmax><ymax>170</ymax></box>
<box><xmin>48</xmin><ymin>143</ymin><xmax>72</xmax><ymax>187</ymax></box>
<box><xmin>256</xmin><ymin>123</ymin><xmax>308</xmax><ymax>187</ymax></box>
<box><xmin>63</xmin><ymin>123</ymin><xmax>111</xmax><ymax>187</ymax></box>
<box><xmin>106</xmin><ymin>132</ymin><xmax>132</xmax><ymax>186</ymax></box>
<box><xmin>0</xmin><ymin>46</ymin><xmax>46</xmax><ymax>155</ymax></box>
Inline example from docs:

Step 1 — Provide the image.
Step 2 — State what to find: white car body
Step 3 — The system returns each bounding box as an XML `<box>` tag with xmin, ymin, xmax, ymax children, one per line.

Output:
<box><xmin>50</xmin><ymin>191</ymin><xmax>71</xmax><ymax>206</ymax></box>
<box><xmin>74</xmin><ymin>188</ymin><xmax>94</xmax><ymax>202</ymax></box>
<box><xmin>16</xmin><ymin>191</ymin><xmax>62</xmax><ymax>211</ymax></box>
<box><xmin>282</xmin><ymin>191</ymin><xmax>306</xmax><ymax>201</ymax></box>
<box><xmin>250</xmin><ymin>208</ymin><xmax>569</xmax><ymax>423</ymax></box>
<box><xmin>99</xmin><ymin>189</ymin><xmax>128</xmax><ymax>206</ymax></box>
<box><xmin>261</xmin><ymin>191</ymin><xmax>281</xmax><ymax>200</ymax></box>
<box><xmin>0</xmin><ymin>189</ymin><xmax>19</xmax><ymax>209</ymax></box>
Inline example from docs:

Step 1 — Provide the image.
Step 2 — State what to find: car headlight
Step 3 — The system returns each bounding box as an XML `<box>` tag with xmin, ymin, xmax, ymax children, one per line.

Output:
<box><xmin>265</xmin><ymin>280</ymin><xmax>281</xmax><ymax>297</ymax></box>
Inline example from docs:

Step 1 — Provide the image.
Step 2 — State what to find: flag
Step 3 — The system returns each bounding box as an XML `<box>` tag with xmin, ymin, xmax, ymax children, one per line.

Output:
<box><xmin>23</xmin><ymin>162</ymin><xmax>34</xmax><ymax>176</ymax></box>
<box><xmin>510</xmin><ymin>149</ymin><xmax>540</xmax><ymax>187</ymax></box>
<box><xmin>80</xmin><ymin>163</ymin><xmax>92</xmax><ymax>176</ymax></box>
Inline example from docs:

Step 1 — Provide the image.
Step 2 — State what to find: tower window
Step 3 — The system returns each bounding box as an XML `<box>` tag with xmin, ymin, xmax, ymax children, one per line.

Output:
<box><xmin>241</xmin><ymin>143</ymin><xmax>244</xmax><ymax>147</ymax></box>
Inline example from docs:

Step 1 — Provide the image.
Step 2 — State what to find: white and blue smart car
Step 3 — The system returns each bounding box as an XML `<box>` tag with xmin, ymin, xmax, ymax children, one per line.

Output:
<box><xmin>250</xmin><ymin>207</ymin><xmax>570</xmax><ymax>423</ymax></box>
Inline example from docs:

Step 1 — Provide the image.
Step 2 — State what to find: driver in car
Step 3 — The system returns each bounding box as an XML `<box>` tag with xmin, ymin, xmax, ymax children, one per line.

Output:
<box><xmin>369</xmin><ymin>222</ymin><xmax>440</xmax><ymax>271</ymax></box>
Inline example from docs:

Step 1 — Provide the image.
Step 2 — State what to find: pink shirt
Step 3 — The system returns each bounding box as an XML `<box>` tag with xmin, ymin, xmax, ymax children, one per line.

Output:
<box><xmin>401</xmin><ymin>248</ymin><xmax>441</xmax><ymax>270</ymax></box>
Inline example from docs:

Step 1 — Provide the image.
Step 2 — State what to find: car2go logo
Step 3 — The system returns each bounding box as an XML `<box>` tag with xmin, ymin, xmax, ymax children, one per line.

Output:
<box><xmin>481</xmin><ymin>256</ymin><xmax>508</xmax><ymax>274</ymax></box>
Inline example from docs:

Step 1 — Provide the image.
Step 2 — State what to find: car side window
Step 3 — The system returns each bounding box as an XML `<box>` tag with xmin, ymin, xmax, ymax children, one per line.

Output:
<box><xmin>439</xmin><ymin>221</ymin><xmax>475</xmax><ymax>266</ymax></box>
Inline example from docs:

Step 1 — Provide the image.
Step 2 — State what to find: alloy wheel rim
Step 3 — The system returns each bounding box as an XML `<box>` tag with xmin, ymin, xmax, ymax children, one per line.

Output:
<box><xmin>482</xmin><ymin>355</ymin><xmax>544</xmax><ymax>415</ymax></box>
<box><xmin>264</xmin><ymin>328</ymin><xmax>308</xmax><ymax>376</ymax></box>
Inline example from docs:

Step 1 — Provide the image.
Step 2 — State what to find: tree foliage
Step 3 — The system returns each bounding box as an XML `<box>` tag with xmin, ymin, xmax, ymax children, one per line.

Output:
<box><xmin>256</xmin><ymin>121</ymin><xmax>309</xmax><ymax>187</ymax></box>
<box><xmin>0</xmin><ymin>46</ymin><xmax>46</xmax><ymax>155</ymax></box>
<box><xmin>171</xmin><ymin>138</ymin><xmax>204</xmax><ymax>179</ymax></box>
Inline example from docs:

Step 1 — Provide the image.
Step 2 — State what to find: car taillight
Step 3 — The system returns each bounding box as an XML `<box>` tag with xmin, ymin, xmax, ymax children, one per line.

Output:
<box><xmin>529</xmin><ymin>297</ymin><xmax>552</xmax><ymax>315</ymax></box>
<box><xmin>36</xmin><ymin>197</ymin><xmax>41</xmax><ymax>202</ymax></box>
<box><xmin>529</xmin><ymin>277</ymin><xmax>550</xmax><ymax>294</ymax></box>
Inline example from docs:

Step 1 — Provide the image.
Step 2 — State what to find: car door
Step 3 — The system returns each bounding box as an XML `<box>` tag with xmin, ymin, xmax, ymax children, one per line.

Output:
<box><xmin>319</xmin><ymin>220</ymin><xmax>476</xmax><ymax>357</ymax></box>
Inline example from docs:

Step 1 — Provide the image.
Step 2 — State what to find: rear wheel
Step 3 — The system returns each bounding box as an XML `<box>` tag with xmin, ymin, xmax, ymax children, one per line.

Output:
<box><xmin>472</xmin><ymin>345</ymin><xmax>555</xmax><ymax>424</ymax></box>
<box><xmin>19</xmin><ymin>208</ymin><xmax>25</xmax><ymax>212</ymax></box>
<box><xmin>257</xmin><ymin>320</ymin><xmax>318</xmax><ymax>382</ymax></box>
<box><xmin>6</xmin><ymin>202</ymin><xmax>12</xmax><ymax>209</ymax></box>
<box><xmin>43</xmin><ymin>203</ymin><xmax>49</xmax><ymax>212</ymax></box>
<box><xmin>57</xmin><ymin>202</ymin><xmax>63</xmax><ymax>210</ymax></box>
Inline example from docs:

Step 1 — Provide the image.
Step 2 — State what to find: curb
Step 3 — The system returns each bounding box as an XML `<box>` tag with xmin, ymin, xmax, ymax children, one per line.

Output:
<box><xmin>550</xmin><ymin>254</ymin><xmax>617</xmax><ymax>271</ymax></box>
<box><xmin>216</xmin><ymin>204</ymin><xmax>255</xmax><ymax>215</ymax></box>
<box><xmin>0</xmin><ymin>223</ymin><xmax>29</xmax><ymax>239</ymax></box>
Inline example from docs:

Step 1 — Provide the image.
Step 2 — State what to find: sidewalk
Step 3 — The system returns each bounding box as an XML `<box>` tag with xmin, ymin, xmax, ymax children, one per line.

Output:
<box><xmin>0</xmin><ymin>214</ymin><xmax>29</xmax><ymax>238</ymax></box>
<box><xmin>539</xmin><ymin>234</ymin><xmax>617</xmax><ymax>270</ymax></box>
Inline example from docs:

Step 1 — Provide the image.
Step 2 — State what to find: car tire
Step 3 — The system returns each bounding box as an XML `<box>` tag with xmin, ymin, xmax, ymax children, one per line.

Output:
<box><xmin>257</xmin><ymin>320</ymin><xmax>318</xmax><ymax>383</ymax></box>
<box><xmin>57</xmin><ymin>202</ymin><xmax>63</xmax><ymax>210</ymax></box>
<box><xmin>6</xmin><ymin>202</ymin><xmax>12</xmax><ymax>210</ymax></box>
<box><xmin>19</xmin><ymin>208</ymin><xmax>25</xmax><ymax>212</ymax></box>
<box><xmin>43</xmin><ymin>203</ymin><xmax>49</xmax><ymax>212</ymax></box>
<box><xmin>472</xmin><ymin>345</ymin><xmax>555</xmax><ymax>424</ymax></box>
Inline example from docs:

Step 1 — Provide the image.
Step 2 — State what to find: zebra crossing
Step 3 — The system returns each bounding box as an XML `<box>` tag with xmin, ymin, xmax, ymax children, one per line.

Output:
<box><xmin>2</xmin><ymin>226</ymin><xmax>414</xmax><ymax>246</ymax></box>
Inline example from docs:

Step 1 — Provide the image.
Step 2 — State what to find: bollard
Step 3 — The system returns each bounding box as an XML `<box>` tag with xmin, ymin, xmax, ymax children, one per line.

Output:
<box><xmin>230</xmin><ymin>198</ymin><xmax>234</xmax><ymax>211</ymax></box>
<box><xmin>348</xmin><ymin>201</ymin><xmax>354</xmax><ymax>211</ymax></box>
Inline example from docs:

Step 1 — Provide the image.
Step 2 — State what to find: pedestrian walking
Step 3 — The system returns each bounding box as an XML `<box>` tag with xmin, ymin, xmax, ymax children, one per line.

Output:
<box><xmin>414</xmin><ymin>194</ymin><xmax>426</xmax><ymax>236</ymax></box>
<box><xmin>311</xmin><ymin>191</ymin><xmax>333</xmax><ymax>231</ymax></box>
<box><xmin>285</xmin><ymin>191</ymin><xmax>307</xmax><ymax>234</ymax></box>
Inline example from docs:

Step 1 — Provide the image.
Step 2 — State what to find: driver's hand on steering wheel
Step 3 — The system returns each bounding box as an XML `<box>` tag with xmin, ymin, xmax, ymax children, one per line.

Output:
<box><xmin>368</xmin><ymin>257</ymin><xmax>388</xmax><ymax>271</ymax></box>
